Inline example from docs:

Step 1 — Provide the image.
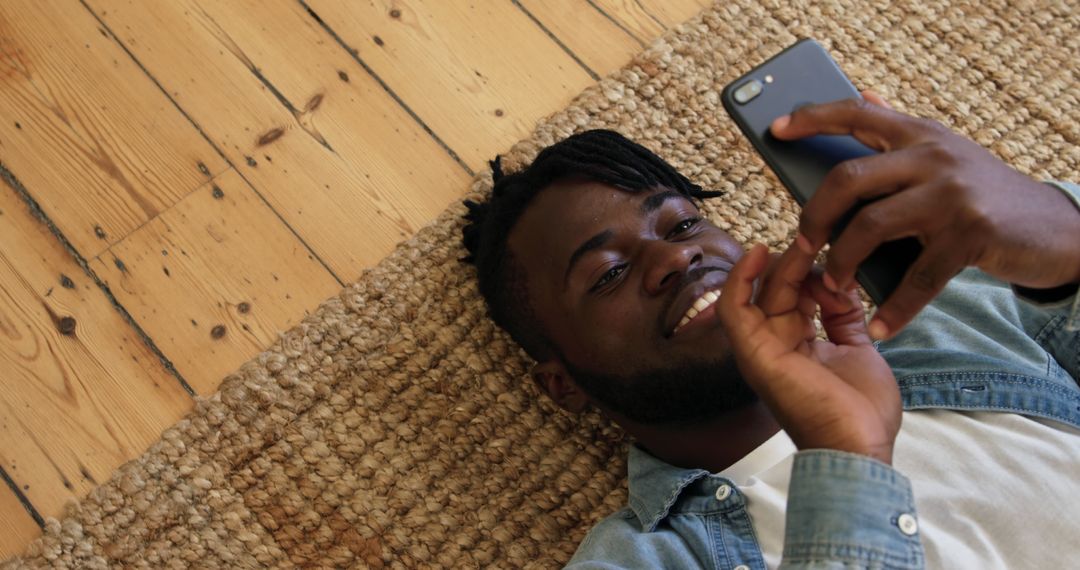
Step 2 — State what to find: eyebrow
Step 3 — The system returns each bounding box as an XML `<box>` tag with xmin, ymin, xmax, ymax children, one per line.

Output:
<box><xmin>641</xmin><ymin>190</ymin><xmax>684</xmax><ymax>215</ymax></box>
<box><xmin>563</xmin><ymin>229</ymin><xmax>614</xmax><ymax>288</ymax></box>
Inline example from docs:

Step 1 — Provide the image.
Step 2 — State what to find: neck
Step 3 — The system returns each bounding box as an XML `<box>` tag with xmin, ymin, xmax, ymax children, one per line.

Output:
<box><xmin>615</xmin><ymin>401</ymin><xmax>781</xmax><ymax>473</ymax></box>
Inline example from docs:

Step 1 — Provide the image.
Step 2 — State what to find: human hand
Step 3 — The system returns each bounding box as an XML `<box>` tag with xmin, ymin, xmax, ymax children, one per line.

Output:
<box><xmin>716</xmin><ymin>238</ymin><xmax>901</xmax><ymax>464</ymax></box>
<box><xmin>770</xmin><ymin>92</ymin><xmax>1080</xmax><ymax>340</ymax></box>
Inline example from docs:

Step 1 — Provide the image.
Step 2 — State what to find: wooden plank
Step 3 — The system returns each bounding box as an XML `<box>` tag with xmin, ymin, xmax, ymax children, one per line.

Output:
<box><xmin>86</xmin><ymin>0</ymin><xmax>472</xmax><ymax>282</ymax></box>
<box><xmin>304</xmin><ymin>0</ymin><xmax>596</xmax><ymax>170</ymax></box>
<box><xmin>588</xmin><ymin>0</ymin><xmax>665</xmax><ymax>43</ymax></box>
<box><xmin>516</xmin><ymin>0</ymin><xmax>645</xmax><ymax>77</ymax></box>
<box><xmin>0</xmin><ymin>482</ymin><xmax>39</xmax><ymax>560</ymax></box>
<box><xmin>638</xmin><ymin>0</ymin><xmax>712</xmax><ymax>29</ymax></box>
<box><xmin>588</xmin><ymin>0</ymin><xmax>709</xmax><ymax>44</ymax></box>
<box><xmin>91</xmin><ymin>169</ymin><xmax>342</xmax><ymax>395</ymax></box>
<box><xmin>0</xmin><ymin>185</ymin><xmax>193</xmax><ymax>525</ymax></box>
<box><xmin>0</xmin><ymin>0</ymin><xmax>227</xmax><ymax>259</ymax></box>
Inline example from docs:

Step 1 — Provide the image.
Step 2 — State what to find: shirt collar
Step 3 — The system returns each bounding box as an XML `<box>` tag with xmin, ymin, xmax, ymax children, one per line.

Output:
<box><xmin>626</xmin><ymin>444</ymin><xmax>710</xmax><ymax>532</ymax></box>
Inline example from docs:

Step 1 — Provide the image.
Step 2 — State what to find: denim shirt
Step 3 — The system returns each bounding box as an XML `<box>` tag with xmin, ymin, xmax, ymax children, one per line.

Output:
<box><xmin>567</xmin><ymin>182</ymin><xmax>1080</xmax><ymax>569</ymax></box>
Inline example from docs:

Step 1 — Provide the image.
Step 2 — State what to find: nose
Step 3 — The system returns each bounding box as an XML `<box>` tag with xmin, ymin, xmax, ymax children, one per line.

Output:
<box><xmin>642</xmin><ymin>239</ymin><xmax>703</xmax><ymax>296</ymax></box>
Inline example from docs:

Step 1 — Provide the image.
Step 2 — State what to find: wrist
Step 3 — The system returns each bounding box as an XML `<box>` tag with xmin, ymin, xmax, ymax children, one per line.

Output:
<box><xmin>792</xmin><ymin>437</ymin><xmax>895</xmax><ymax>465</ymax></box>
<box><xmin>1043</xmin><ymin>181</ymin><xmax>1080</xmax><ymax>283</ymax></box>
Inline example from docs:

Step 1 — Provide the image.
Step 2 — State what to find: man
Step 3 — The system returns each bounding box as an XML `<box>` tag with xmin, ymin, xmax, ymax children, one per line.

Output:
<box><xmin>461</xmin><ymin>93</ymin><xmax>1080</xmax><ymax>569</ymax></box>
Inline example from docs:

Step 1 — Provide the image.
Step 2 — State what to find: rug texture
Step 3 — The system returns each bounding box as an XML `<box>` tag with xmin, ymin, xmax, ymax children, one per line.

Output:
<box><xmin>6</xmin><ymin>0</ymin><xmax>1079</xmax><ymax>567</ymax></box>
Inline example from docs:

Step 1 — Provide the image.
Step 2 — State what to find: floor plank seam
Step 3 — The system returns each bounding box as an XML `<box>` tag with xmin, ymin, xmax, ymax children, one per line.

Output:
<box><xmin>633</xmin><ymin>0</ymin><xmax>667</xmax><ymax>30</ymax></box>
<box><xmin>509</xmin><ymin>0</ymin><xmax>601</xmax><ymax>82</ymax></box>
<box><xmin>76</xmin><ymin>0</ymin><xmax>346</xmax><ymax>290</ymax></box>
<box><xmin>0</xmin><ymin>162</ymin><xmax>198</xmax><ymax>398</ymax></box>
<box><xmin>584</xmin><ymin>0</ymin><xmax>648</xmax><ymax>47</ymax></box>
<box><xmin>192</xmin><ymin>2</ymin><xmax>337</xmax><ymax>155</ymax></box>
<box><xmin>297</xmin><ymin>0</ymin><xmax>477</xmax><ymax>178</ymax></box>
<box><xmin>0</xmin><ymin>466</ymin><xmax>43</xmax><ymax>530</ymax></box>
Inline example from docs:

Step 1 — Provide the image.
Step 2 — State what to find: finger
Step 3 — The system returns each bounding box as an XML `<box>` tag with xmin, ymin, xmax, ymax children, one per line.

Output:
<box><xmin>860</xmin><ymin>89</ymin><xmax>893</xmax><ymax>110</ymax></box>
<box><xmin>755</xmin><ymin>237</ymin><xmax>817</xmax><ymax>316</ymax></box>
<box><xmin>822</xmin><ymin>183</ymin><xmax>937</xmax><ymax>290</ymax></box>
<box><xmin>770</xmin><ymin>98</ymin><xmax>919</xmax><ymax>152</ymax></box>
<box><xmin>717</xmin><ymin>243</ymin><xmax>770</xmax><ymax>336</ymax></box>
<box><xmin>806</xmin><ymin>273</ymin><xmax>872</xmax><ymax>347</ymax></box>
<box><xmin>797</xmin><ymin>278</ymin><xmax>819</xmax><ymax>342</ymax></box>
<box><xmin>870</xmin><ymin>237</ymin><xmax>970</xmax><ymax>340</ymax></box>
<box><xmin>799</xmin><ymin>146</ymin><xmax>926</xmax><ymax>252</ymax></box>
<box><xmin>806</xmin><ymin>269</ymin><xmax>856</xmax><ymax>314</ymax></box>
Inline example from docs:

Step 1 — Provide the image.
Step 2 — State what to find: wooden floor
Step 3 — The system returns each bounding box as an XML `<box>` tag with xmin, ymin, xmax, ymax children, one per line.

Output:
<box><xmin>0</xmin><ymin>0</ymin><xmax>710</xmax><ymax>558</ymax></box>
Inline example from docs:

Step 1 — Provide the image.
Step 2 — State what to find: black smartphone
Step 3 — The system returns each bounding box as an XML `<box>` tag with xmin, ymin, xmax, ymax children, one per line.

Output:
<box><xmin>721</xmin><ymin>38</ymin><xmax>921</xmax><ymax>305</ymax></box>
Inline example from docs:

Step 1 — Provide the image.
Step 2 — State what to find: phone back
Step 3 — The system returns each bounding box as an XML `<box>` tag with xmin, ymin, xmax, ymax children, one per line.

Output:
<box><xmin>721</xmin><ymin>39</ymin><xmax>921</xmax><ymax>305</ymax></box>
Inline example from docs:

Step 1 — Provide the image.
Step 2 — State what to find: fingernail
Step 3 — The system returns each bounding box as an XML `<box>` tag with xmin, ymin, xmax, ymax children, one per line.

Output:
<box><xmin>795</xmin><ymin>232</ymin><xmax>814</xmax><ymax>255</ymax></box>
<box><xmin>868</xmin><ymin>319</ymin><xmax>889</xmax><ymax>340</ymax></box>
<box><xmin>770</xmin><ymin>114</ymin><xmax>791</xmax><ymax>132</ymax></box>
<box><xmin>823</xmin><ymin>273</ymin><xmax>839</xmax><ymax>293</ymax></box>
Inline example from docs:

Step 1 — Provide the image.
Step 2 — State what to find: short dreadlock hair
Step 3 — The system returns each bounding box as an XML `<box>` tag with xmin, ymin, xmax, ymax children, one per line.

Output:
<box><xmin>461</xmin><ymin>129</ymin><xmax>721</xmax><ymax>361</ymax></box>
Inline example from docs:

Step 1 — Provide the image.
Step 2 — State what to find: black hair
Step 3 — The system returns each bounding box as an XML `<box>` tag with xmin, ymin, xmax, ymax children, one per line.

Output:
<box><xmin>461</xmin><ymin>129</ymin><xmax>721</xmax><ymax>360</ymax></box>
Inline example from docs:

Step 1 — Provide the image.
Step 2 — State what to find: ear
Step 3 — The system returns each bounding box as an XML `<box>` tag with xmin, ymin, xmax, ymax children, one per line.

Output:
<box><xmin>531</xmin><ymin>360</ymin><xmax>589</xmax><ymax>413</ymax></box>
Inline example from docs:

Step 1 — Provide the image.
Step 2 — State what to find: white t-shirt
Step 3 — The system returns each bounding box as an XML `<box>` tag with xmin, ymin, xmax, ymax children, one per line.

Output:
<box><xmin>719</xmin><ymin>410</ymin><xmax>1080</xmax><ymax>569</ymax></box>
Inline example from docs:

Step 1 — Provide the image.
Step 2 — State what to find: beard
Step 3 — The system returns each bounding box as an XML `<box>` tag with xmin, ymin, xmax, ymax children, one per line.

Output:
<box><xmin>563</xmin><ymin>354</ymin><xmax>758</xmax><ymax>426</ymax></box>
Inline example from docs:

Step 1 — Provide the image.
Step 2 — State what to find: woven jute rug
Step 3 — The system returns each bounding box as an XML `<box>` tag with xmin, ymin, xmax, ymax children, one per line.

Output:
<box><xmin>6</xmin><ymin>0</ymin><xmax>1078</xmax><ymax>567</ymax></box>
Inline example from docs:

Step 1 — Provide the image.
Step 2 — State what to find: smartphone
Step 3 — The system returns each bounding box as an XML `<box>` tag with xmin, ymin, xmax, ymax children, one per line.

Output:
<box><xmin>721</xmin><ymin>38</ymin><xmax>921</xmax><ymax>305</ymax></box>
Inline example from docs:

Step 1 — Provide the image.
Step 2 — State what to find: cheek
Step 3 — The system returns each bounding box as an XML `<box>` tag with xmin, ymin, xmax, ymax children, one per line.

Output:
<box><xmin>711</xmin><ymin>232</ymin><xmax>744</xmax><ymax>260</ymax></box>
<box><xmin>567</xmin><ymin>294</ymin><xmax>654</xmax><ymax>365</ymax></box>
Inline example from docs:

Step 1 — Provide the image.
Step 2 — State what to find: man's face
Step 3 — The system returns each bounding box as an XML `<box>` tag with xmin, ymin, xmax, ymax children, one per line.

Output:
<box><xmin>508</xmin><ymin>180</ymin><xmax>755</xmax><ymax>424</ymax></box>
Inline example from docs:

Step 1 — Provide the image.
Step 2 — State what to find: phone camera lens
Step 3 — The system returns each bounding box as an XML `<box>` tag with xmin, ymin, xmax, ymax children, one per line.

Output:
<box><xmin>734</xmin><ymin>79</ymin><xmax>763</xmax><ymax>104</ymax></box>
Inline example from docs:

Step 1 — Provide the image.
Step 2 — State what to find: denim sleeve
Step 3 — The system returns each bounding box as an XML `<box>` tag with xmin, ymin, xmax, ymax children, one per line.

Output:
<box><xmin>1010</xmin><ymin>181</ymin><xmax>1080</xmax><ymax>332</ymax></box>
<box><xmin>781</xmin><ymin>450</ymin><xmax>924</xmax><ymax>569</ymax></box>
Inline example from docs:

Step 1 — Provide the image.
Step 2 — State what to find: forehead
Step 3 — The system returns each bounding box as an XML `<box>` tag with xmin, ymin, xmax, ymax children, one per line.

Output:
<box><xmin>507</xmin><ymin>180</ymin><xmax>682</xmax><ymax>274</ymax></box>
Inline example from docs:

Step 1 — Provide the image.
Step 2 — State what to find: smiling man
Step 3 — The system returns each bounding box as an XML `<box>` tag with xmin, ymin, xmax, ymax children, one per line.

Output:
<box><xmin>461</xmin><ymin>98</ymin><xmax>1080</xmax><ymax>569</ymax></box>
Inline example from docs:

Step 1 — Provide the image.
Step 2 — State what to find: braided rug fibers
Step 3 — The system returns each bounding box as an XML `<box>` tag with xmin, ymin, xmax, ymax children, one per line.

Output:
<box><xmin>6</xmin><ymin>0</ymin><xmax>1079</xmax><ymax>567</ymax></box>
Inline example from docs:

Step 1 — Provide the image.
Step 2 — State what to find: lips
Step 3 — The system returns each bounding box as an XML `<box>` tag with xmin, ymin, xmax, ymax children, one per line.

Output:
<box><xmin>663</xmin><ymin>268</ymin><xmax>730</xmax><ymax>337</ymax></box>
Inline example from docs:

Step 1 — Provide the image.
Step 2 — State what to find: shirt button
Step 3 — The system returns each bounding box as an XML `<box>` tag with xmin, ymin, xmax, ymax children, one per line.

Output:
<box><xmin>714</xmin><ymin>484</ymin><xmax>732</xmax><ymax>501</ymax></box>
<box><xmin>734</xmin><ymin>565</ymin><xmax>750</xmax><ymax>570</ymax></box>
<box><xmin>897</xmin><ymin>513</ymin><xmax>918</xmax><ymax>536</ymax></box>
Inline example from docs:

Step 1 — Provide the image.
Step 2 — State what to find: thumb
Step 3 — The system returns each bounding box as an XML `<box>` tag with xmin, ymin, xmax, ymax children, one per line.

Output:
<box><xmin>717</xmin><ymin>244</ymin><xmax>769</xmax><ymax>339</ymax></box>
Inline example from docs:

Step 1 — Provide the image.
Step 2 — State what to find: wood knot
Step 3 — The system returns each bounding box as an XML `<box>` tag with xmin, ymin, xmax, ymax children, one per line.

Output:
<box><xmin>60</xmin><ymin>274</ymin><xmax>75</xmax><ymax>289</ymax></box>
<box><xmin>306</xmin><ymin>93</ymin><xmax>324</xmax><ymax>112</ymax></box>
<box><xmin>389</xmin><ymin>8</ymin><xmax>401</xmax><ymax>18</ymax></box>
<box><xmin>338</xmin><ymin>70</ymin><xmax>349</xmax><ymax>82</ymax></box>
<box><xmin>373</xmin><ymin>35</ymin><xmax>384</xmax><ymax>46</ymax></box>
<box><xmin>211</xmin><ymin>325</ymin><xmax>227</xmax><ymax>339</ymax></box>
<box><xmin>94</xmin><ymin>225</ymin><xmax>107</xmax><ymax>239</ymax></box>
<box><xmin>257</xmin><ymin>128</ymin><xmax>284</xmax><ymax>146</ymax></box>
<box><xmin>58</xmin><ymin>316</ymin><xmax>77</xmax><ymax>336</ymax></box>
<box><xmin>237</xmin><ymin>302</ymin><xmax>251</xmax><ymax>314</ymax></box>
<box><xmin>494</xmin><ymin>109</ymin><xmax>504</xmax><ymax>117</ymax></box>
<box><xmin>211</xmin><ymin>185</ymin><xmax>224</xmax><ymax>199</ymax></box>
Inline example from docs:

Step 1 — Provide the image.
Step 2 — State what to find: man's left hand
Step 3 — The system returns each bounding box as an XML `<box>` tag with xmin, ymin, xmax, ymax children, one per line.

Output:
<box><xmin>770</xmin><ymin>94</ymin><xmax>1080</xmax><ymax>340</ymax></box>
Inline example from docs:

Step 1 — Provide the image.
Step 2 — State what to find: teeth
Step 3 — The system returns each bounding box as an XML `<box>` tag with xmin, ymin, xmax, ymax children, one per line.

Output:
<box><xmin>672</xmin><ymin>289</ymin><xmax>723</xmax><ymax>334</ymax></box>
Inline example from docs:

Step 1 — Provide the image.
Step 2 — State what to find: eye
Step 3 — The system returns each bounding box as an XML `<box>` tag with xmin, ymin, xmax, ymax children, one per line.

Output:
<box><xmin>667</xmin><ymin>216</ymin><xmax>703</xmax><ymax>238</ymax></box>
<box><xmin>591</xmin><ymin>263</ymin><xmax>627</xmax><ymax>292</ymax></box>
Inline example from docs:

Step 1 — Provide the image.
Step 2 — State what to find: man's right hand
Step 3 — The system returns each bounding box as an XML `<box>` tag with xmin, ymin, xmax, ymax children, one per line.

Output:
<box><xmin>717</xmin><ymin>241</ymin><xmax>901</xmax><ymax>465</ymax></box>
<box><xmin>770</xmin><ymin>95</ymin><xmax>1080</xmax><ymax>340</ymax></box>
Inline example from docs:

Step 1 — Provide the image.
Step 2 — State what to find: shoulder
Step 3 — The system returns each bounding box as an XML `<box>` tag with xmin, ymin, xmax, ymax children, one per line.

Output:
<box><xmin>565</xmin><ymin>507</ymin><xmax>707</xmax><ymax>568</ymax></box>
<box><xmin>565</xmin><ymin>508</ymin><xmax>642</xmax><ymax>568</ymax></box>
